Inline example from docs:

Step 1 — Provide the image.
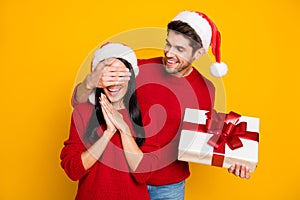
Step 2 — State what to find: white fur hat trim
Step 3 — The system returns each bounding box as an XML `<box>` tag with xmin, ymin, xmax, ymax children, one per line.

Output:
<box><xmin>172</xmin><ymin>11</ymin><xmax>212</xmax><ymax>53</ymax></box>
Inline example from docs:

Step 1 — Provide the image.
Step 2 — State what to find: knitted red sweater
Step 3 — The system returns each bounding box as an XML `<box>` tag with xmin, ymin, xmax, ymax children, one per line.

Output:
<box><xmin>136</xmin><ymin>57</ymin><xmax>215</xmax><ymax>185</ymax></box>
<box><xmin>60</xmin><ymin>103</ymin><xmax>160</xmax><ymax>200</ymax></box>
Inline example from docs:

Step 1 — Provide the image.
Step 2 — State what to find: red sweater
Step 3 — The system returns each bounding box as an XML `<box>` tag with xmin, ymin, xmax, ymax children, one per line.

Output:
<box><xmin>69</xmin><ymin>57</ymin><xmax>215</xmax><ymax>187</ymax></box>
<box><xmin>136</xmin><ymin>57</ymin><xmax>215</xmax><ymax>185</ymax></box>
<box><xmin>60</xmin><ymin>103</ymin><xmax>160</xmax><ymax>200</ymax></box>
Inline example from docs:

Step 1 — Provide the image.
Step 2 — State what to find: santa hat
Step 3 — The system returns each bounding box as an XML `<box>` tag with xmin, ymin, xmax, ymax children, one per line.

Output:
<box><xmin>92</xmin><ymin>42</ymin><xmax>139</xmax><ymax>76</ymax></box>
<box><xmin>88</xmin><ymin>42</ymin><xmax>138</xmax><ymax>105</ymax></box>
<box><xmin>172</xmin><ymin>11</ymin><xmax>228</xmax><ymax>77</ymax></box>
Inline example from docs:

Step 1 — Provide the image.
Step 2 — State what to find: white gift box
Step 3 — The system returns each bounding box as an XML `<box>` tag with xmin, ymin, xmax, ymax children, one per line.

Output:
<box><xmin>178</xmin><ymin>108</ymin><xmax>260</xmax><ymax>172</ymax></box>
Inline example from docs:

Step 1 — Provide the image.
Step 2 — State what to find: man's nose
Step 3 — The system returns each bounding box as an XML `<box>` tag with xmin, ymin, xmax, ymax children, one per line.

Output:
<box><xmin>165</xmin><ymin>47</ymin><xmax>175</xmax><ymax>57</ymax></box>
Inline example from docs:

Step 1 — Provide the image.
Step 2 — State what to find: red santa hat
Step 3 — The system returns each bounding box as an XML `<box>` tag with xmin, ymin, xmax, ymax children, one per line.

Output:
<box><xmin>172</xmin><ymin>11</ymin><xmax>228</xmax><ymax>77</ymax></box>
<box><xmin>92</xmin><ymin>42</ymin><xmax>139</xmax><ymax>76</ymax></box>
<box><xmin>88</xmin><ymin>42</ymin><xmax>138</xmax><ymax>105</ymax></box>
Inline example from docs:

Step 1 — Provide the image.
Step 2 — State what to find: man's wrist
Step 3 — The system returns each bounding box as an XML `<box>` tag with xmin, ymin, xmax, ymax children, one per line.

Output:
<box><xmin>75</xmin><ymin>81</ymin><xmax>93</xmax><ymax>103</ymax></box>
<box><xmin>83</xmin><ymin>78</ymin><xmax>94</xmax><ymax>91</ymax></box>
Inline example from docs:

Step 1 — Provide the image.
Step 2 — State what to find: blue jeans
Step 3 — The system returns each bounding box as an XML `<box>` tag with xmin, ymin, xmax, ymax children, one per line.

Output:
<box><xmin>147</xmin><ymin>180</ymin><xmax>185</xmax><ymax>200</ymax></box>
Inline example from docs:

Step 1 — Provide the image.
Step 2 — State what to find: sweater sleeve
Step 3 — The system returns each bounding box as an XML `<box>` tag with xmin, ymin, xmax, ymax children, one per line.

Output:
<box><xmin>130</xmin><ymin>136</ymin><xmax>160</xmax><ymax>183</ymax></box>
<box><xmin>60</xmin><ymin>106</ymin><xmax>92</xmax><ymax>181</ymax></box>
<box><xmin>129</xmin><ymin>111</ymin><xmax>161</xmax><ymax>184</ymax></box>
<box><xmin>71</xmin><ymin>83</ymin><xmax>81</xmax><ymax>108</ymax></box>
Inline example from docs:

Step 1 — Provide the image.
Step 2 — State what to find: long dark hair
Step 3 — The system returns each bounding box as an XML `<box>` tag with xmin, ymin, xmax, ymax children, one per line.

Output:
<box><xmin>84</xmin><ymin>58</ymin><xmax>145</xmax><ymax>147</ymax></box>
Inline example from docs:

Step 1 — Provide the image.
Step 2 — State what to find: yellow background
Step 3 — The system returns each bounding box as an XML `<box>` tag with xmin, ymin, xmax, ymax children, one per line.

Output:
<box><xmin>1</xmin><ymin>0</ymin><xmax>299</xmax><ymax>199</ymax></box>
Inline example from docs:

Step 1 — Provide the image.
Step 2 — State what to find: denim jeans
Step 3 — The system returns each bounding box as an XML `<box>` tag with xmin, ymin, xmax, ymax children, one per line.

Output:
<box><xmin>147</xmin><ymin>180</ymin><xmax>185</xmax><ymax>200</ymax></box>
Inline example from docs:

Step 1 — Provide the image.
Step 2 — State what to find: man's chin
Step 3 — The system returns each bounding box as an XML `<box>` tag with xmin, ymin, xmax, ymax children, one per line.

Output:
<box><xmin>164</xmin><ymin>65</ymin><xmax>178</xmax><ymax>74</ymax></box>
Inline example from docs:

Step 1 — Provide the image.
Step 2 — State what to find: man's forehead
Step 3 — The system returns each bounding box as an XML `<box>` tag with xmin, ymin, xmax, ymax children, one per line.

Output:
<box><xmin>166</xmin><ymin>31</ymin><xmax>191</xmax><ymax>47</ymax></box>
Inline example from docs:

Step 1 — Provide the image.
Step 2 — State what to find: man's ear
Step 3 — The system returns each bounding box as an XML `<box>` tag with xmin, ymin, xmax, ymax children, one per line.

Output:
<box><xmin>192</xmin><ymin>47</ymin><xmax>206</xmax><ymax>61</ymax></box>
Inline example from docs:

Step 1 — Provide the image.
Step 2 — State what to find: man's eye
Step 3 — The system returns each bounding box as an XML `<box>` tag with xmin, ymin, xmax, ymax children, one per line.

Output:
<box><xmin>177</xmin><ymin>47</ymin><xmax>184</xmax><ymax>52</ymax></box>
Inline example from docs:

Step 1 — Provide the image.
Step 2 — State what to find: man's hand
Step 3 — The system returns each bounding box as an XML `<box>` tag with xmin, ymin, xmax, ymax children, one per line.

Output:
<box><xmin>228</xmin><ymin>163</ymin><xmax>251</xmax><ymax>179</ymax></box>
<box><xmin>84</xmin><ymin>58</ymin><xmax>131</xmax><ymax>89</ymax></box>
<box><xmin>75</xmin><ymin>58</ymin><xmax>131</xmax><ymax>103</ymax></box>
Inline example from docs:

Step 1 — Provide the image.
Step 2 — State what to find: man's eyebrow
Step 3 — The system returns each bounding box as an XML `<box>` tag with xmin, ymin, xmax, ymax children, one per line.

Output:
<box><xmin>165</xmin><ymin>39</ymin><xmax>185</xmax><ymax>49</ymax></box>
<box><xmin>174</xmin><ymin>44</ymin><xmax>185</xmax><ymax>51</ymax></box>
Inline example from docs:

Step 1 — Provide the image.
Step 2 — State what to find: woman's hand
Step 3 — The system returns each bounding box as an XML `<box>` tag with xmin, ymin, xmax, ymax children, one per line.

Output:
<box><xmin>100</xmin><ymin>93</ymin><xmax>130</xmax><ymax>135</ymax></box>
<box><xmin>100</xmin><ymin>93</ymin><xmax>117</xmax><ymax>136</ymax></box>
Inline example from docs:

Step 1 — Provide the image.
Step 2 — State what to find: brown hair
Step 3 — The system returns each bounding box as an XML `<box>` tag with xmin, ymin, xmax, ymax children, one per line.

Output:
<box><xmin>167</xmin><ymin>20</ymin><xmax>203</xmax><ymax>53</ymax></box>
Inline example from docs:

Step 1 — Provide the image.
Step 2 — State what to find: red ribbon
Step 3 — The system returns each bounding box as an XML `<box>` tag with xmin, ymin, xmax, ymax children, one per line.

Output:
<box><xmin>182</xmin><ymin>110</ymin><xmax>259</xmax><ymax>167</ymax></box>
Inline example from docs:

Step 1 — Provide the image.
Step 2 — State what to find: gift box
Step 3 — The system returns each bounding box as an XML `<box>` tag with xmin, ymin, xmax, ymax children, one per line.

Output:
<box><xmin>178</xmin><ymin>108</ymin><xmax>260</xmax><ymax>172</ymax></box>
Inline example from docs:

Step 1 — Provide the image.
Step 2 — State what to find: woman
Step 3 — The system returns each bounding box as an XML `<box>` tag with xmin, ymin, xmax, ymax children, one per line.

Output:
<box><xmin>60</xmin><ymin>43</ymin><xmax>157</xmax><ymax>200</ymax></box>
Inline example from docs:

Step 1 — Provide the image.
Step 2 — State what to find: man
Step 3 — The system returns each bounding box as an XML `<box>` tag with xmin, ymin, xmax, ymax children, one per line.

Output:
<box><xmin>72</xmin><ymin>11</ymin><xmax>250</xmax><ymax>200</ymax></box>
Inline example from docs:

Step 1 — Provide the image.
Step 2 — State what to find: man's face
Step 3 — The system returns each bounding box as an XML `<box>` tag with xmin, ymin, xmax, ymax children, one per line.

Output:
<box><xmin>163</xmin><ymin>30</ymin><xmax>198</xmax><ymax>77</ymax></box>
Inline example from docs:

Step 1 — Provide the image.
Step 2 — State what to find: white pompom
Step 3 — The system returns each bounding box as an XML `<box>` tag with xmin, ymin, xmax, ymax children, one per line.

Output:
<box><xmin>210</xmin><ymin>62</ymin><xmax>228</xmax><ymax>77</ymax></box>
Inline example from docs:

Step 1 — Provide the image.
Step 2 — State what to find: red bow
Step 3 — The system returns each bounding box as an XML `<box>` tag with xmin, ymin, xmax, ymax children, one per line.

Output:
<box><xmin>207</xmin><ymin>110</ymin><xmax>248</xmax><ymax>150</ymax></box>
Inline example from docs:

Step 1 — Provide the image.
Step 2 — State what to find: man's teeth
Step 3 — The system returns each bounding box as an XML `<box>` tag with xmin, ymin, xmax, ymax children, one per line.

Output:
<box><xmin>167</xmin><ymin>59</ymin><xmax>176</xmax><ymax>64</ymax></box>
